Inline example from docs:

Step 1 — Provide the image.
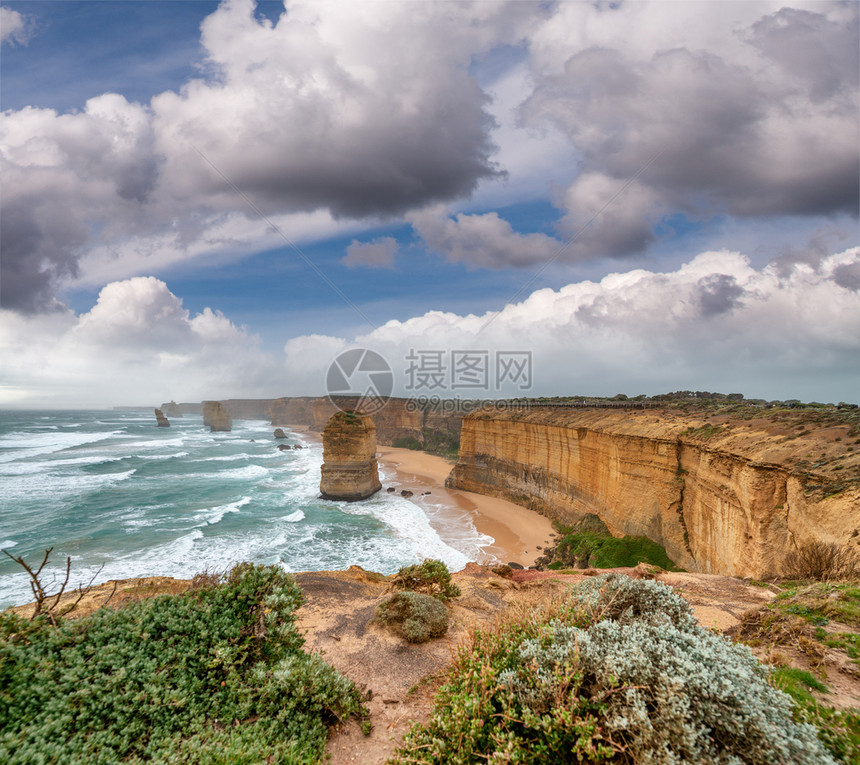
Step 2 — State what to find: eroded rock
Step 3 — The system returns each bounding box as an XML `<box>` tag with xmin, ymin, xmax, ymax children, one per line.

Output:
<box><xmin>320</xmin><ymin>411</ymin><xmax>382</xmax><ymax>501</ymax></box>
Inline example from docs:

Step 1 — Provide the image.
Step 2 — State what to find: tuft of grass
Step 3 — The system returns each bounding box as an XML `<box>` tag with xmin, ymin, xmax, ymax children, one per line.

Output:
<box><xmin>771</xmin><ymin>666</ymin><xmax>829</xmax><ymax>703</ymax></box>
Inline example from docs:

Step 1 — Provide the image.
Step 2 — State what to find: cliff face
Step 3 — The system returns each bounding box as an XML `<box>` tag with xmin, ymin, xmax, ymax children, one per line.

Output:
<box><xmin>447</xmin><ymin>408</ymin><xmax>860</xmax><ymax>578</ymax></box>
<box><xmin>320</xmin><ymin>412</ymin><xmax>382</xmax><ymax>501</ymax></box>
<box><xmin>202</xmin><ymin>401</ymin><xmax>232</xmax><ymax>432</ymax></box>
<box><xmin>269</xmin><ymin>396</ymin><xmax>461</xmax><ymax>453</ymax></box>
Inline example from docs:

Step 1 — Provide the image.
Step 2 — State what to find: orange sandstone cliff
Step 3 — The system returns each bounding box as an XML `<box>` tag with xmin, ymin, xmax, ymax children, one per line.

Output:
<box><xmin>447</xmin><ymin>407</ymin><xmax>860</xmax><ymax>578</ymax></box>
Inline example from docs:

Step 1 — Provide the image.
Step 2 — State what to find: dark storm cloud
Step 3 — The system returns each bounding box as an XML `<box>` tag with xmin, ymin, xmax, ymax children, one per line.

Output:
<box><xmin>747</xmin><ymin>6</ymin><xmax>860</xmax><ymax>102</ymax></box>
<box><xmin>834</xmin><ymin>261</ymin><xmax>860</xmax><ymax>291</ymax></box>
<box><xmin>2</xmin><ymin>0</ymin><xmax>517</xmax><ymax>311</ymax></box>
<box><xmin>0</xmin><ymin>198</ymin><xmax>85</xmax><ymax>312</ymax></box>
<box><xmin>696</xmin><ymin>274</ymin><xmax>745</xmax><ymax>317</ymax></box>
<box><xmin>518</xmin><ymin>2</ymin><xmax>859</xmax><ymax>263</ymax></box>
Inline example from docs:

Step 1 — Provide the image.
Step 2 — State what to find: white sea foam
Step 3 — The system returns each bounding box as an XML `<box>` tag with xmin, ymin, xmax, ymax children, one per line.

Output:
<box><xmin>0</xmin><ymin>540</ymin><xmax>16</xmax><ymax>548</ymax></box>
<box><xmin>194</xmin><ymin>497</ymin><xmax>252</xmax><ymax>526</ymax></box>
<box><xmin>204</xmin><ymin>465</ymin><xmax>269</xmax><ymax>481</ymax></box>
<box><xmin>138</xmin><ymin>451</ymin><xmax>189</xmax><ymax>461</ymax></box>
<box><xmin>0</xmin><ymin>431</ymin><xmax>118</xmax><ymax>463</ymax></box>
<box><xmin>283</xmin><ymin>510</ymin><xmax>305</xmax><ymax>523</ymax></box>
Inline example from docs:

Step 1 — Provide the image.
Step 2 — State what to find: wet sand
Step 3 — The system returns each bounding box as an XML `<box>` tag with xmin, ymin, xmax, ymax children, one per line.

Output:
<box><xmin>376</xmin><ymin>446</ymin><xmax>555</xmax><ymax>568</ymax></box>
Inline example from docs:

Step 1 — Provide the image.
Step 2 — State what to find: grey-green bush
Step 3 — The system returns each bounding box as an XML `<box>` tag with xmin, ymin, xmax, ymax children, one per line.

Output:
<box><xmin>376</xmin><ymin>591</ymin><xmax>449</xmax><ymax>643</ymax></box>
<box><xmin>501</xmin><ymin>619</ymin><xmax>833</xmax><ymax>764</ymax></box>
<box><xmin>394</xmin><ymin>574</ymin><xmax>836</xmax><ymax>764</ymax></box>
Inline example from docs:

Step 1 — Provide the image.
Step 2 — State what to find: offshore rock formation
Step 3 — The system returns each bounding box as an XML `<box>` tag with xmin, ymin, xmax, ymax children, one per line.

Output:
<box><xmin>273</xmin><ymin>428</ymin><xmax>287</xmax><ymax>439</ymax></box>
<box><xmin>202</xmin><ymin>401</ymin><xmax>232</xmax><ymax>432</ymax></box>
<box><xmin>268</xmin><ymin>396</ymin><xmax>462</xmax><ymax>454</ymax></box>
<box><xmin>162</xmin><ymin>401</ymin><xmax>183</xmax><ymax>418</ymax></box>
<box><xmin>320</xmin><ymin>411</ymin><xmax>382</xmax><ymax>501</ymax></box>
<box><xmin>154</xmin><ymin>409</ymin><xmax>170</xmax><ymax>428</ymax></box>
<box><xmin>447</xmin><ymin>407</ymin><xmax>860</xmax><ymax>578</ymax></box>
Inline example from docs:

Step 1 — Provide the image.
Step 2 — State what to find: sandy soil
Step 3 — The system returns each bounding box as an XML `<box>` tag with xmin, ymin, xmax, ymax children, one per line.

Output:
<box><xmin>377</xmin><ymin>446</ymin><xmax>556</xmax><ymax>568</ymax></box>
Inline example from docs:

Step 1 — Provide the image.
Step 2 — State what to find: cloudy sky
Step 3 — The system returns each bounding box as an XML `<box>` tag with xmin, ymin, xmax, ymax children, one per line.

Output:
<box><xmin>1</xmin><ymin>0</ymin><xmax>858</xmax><ymax>408</ymax></box>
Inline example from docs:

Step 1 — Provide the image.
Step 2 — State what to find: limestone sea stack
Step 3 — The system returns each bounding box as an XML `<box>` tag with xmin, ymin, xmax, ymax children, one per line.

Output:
<box><xmin>202</xmin><ymin>401</ymin><xmax>232</xmax><ymax>432</ymax></box>
<box><xmin>320</xmin><ymin>411</ymin><xmax>382</xmax><ymax>501</ymax></box>
<box><xmin>154</xmin><ymin>409</ymin><xmax>170</xmax><ymax>428</ymax></box>
<box><xmin>163</xmin><ymin>400</ymin><xmax>183</xmax><ymax>418</ymax></box>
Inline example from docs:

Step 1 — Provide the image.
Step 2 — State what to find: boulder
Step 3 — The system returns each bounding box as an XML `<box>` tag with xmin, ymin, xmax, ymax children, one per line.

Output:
<box><xmin>277</xmin><ymin>444</ymin><xmax>291</xmax><ymax>451</ymax></box>
<box><xmin>154</xmin><ymin>409</ymin><xmax>170</xmax><ymax>428</ymax></box>
<box><xmin>273</xmin><ymin>428</ymin><xmax>287</xmax><ymax>439</ymax></box>
<box><xmin>319</xmin><ymin>411</ymin><xmax>382</xmax><ymax>501</ymax></box>
<box><xmin>400</xmin><ymin>490</ymin><xmax>414</xmax><ymax>498</ymax></box>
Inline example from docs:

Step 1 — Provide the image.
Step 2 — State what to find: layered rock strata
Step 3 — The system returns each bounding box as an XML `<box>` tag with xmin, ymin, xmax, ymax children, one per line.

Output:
<box><xmin>154</xmin><ymin>409</ymin><xmax>170</xmax><ymax>428</ymax></box>
<box><xmin>320</xmin><ymin>411</ymin><xmax>382</xmax><ymax>501</ymax></box>
<box><xmin>202</xmin><ymin>401</ymin><xmax>232</xmax><ymax>432</ymax></box>
<box><xmin>447</xmin><ymin>408</ymin><xmax>860</xmax><ymax>578</ymax></box>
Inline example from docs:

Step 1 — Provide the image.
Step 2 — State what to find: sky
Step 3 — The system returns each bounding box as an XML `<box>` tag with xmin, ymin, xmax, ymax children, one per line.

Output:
<box><xmin>0</xmin><ymin>0</ymin><xmax>858</xmax><ymax>409</ymax></box>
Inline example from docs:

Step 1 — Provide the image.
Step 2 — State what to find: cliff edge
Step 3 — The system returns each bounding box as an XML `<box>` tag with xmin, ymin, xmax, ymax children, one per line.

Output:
<box><xmin>447</xmin><ymin>406</ymin><xmax>860</xmax><ymax>578</ymax></box>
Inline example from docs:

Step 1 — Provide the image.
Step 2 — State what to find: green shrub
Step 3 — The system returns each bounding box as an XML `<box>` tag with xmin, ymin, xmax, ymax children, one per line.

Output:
<box><xmin>0</xmin><ymin>563</ymin><xmax>364</xmax><ymax>764</ymax></box>
<box><xmin>539</xmin><ymin>518</ymin><xmax>679</xmax><ymax>571</ymax></box>
<box><xmin>392</xmin><ymin>436</ymin><xmax>422</xmax><ymax>450</ymax></box>
<box><xmin>390</xmin><ymin>559</ymin><xmax>461</xmax><ymax>600</ymax></box>
<box><xmin>393</xmin><ymin>575</ymin><xmax>835</xmax><ymax>764</ymax></box>
<box><xmin>376</xmin><ymin>591</ymin><xmax>449</xmax><ymax>643</ymax></box>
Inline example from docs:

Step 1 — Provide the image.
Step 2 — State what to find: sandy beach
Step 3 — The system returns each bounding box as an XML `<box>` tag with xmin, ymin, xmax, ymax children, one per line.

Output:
<box><xmin>376</xmin><ymin>445</ymin><xmax>555</xmax><ymax>568</ymax></box>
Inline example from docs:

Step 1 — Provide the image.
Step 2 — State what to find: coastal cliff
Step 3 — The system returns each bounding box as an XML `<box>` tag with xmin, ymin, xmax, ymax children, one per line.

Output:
<box><xmin>447</xmin><ymin>407</ymin><xmax>860</xmax><ymax>577</ymax></box>
<box><xmin>269</xmin><ymin>397</ymin><xmax>461</xmax><ymax>454</ymax></box>
<box><xmin>320</xmin><ymin>412</ymin><xmax>382</xmax><ymax>501</ymax></box>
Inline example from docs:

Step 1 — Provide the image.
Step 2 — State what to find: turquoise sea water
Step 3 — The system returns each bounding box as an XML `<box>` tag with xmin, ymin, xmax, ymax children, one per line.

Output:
<box><xmin>0</xmin><ymin>410</ymin><xmax>491</xmax><ymax>608</ymax></box>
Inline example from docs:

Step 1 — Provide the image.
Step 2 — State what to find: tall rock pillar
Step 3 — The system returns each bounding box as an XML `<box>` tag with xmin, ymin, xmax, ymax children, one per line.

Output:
<box><xmin>320</xmin><ymin>411</ymin><xmax>382</xmax><ymax>501</ymax></box>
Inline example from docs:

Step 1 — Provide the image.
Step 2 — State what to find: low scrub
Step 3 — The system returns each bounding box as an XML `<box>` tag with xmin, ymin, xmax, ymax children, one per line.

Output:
<box><xmin>0</xmin><ymin>562</ymin><xmax>364</xmax><ymax>763</ymax></box>
<box><xmin>783</xmin><ymin>541</ymin><xmax>860</xmax><ymax>581</ymax></box>
<box><xmin>393</xmin><ymin>574</ymin><xmax>835</xmax><ymax>764</ymax></box>
<box><xmin>376</xmin><ymin>591</ymin><xmax>449</xmax><ymax>643</ymax></box>
<box><xmin>390</xmin><ymin>558</ymin><xmax>461</xmax><ymax>600</ymax></box>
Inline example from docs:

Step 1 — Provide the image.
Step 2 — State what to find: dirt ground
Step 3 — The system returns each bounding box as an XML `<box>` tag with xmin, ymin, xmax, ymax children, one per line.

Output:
<box><xmin>292</xmin><ymin>564</ymin><xmax>783</xmax><ymax>765</ymax></box>
<box><xmin>6</xmin><ymin>563</ymin><xmax>854</xmax><ymax>763</ymax></box>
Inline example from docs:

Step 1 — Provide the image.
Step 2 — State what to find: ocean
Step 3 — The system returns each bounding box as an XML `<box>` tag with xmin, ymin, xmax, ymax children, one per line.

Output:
<box><xmin>0</xmin><ymin>409</ymin><xmax>492</xmax><ymax>609</ymax></box>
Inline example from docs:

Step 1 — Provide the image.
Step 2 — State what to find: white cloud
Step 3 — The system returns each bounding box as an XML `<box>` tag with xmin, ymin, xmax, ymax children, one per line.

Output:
<box><xmin>3</xmin><ymin>249</ymin><xmax>858</xmax><ymax>407</ymax></box>
<box><xmin>409</xmin><ymin>205</ymin><xmax>560</xmax><ymax>268</ymax></box>
<box><xmin>0</xmin><ymin>6</ymin><xmax>28</xmax><ymax>46</ymax></box>
<box><xmin>342</xmin><ymin>237</ymin><xmax>398</xmax><ymax>269</ymax></box>
<box><xmin>0</xmin><ymin>277</ymin><xmax>280</xmax><ymax>408</ymax></box>
<box><xmin>1</xmin><ymin>0</ymin><xmax>857</xmax><ymax>310</ymax></box>
<box><xmin>282</xmin><ymin>247</ymin><xmax>860</xmax><ymax>402</ymax></box>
